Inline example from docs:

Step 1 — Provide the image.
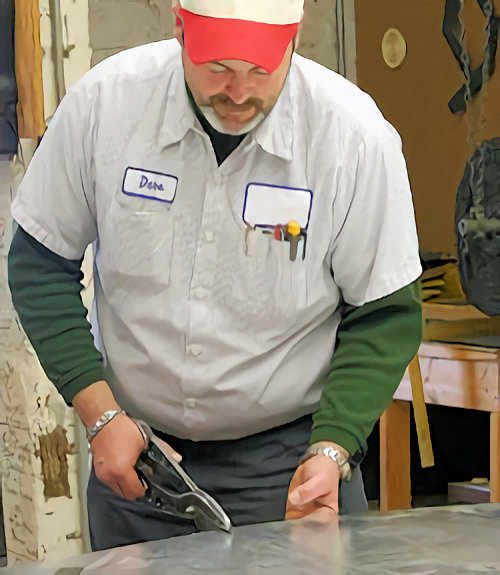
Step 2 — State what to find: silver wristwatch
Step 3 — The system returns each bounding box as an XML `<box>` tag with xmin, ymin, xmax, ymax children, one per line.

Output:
<box><xmin>86</xmin><ymin>409</ymin><xmax>125</xmax><ymax>443</ymax></box>
<box><xmin>300</xmin><ymin>445</ymin><xmax>352</xmax><ymax>481</ymax></box>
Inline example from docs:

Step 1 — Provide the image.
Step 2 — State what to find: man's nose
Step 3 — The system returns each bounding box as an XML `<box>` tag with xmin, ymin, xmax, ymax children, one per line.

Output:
<box><xmin>225</xmin><ymin>75</ymin><xmax>254</xmax><ymax>104</ymax></box>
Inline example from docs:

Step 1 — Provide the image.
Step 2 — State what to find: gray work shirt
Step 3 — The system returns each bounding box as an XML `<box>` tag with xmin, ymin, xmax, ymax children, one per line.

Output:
<box><xmin>11</xmin><ymin>40</ymin><xmax>422</xmax><ymax>440</ymax></box>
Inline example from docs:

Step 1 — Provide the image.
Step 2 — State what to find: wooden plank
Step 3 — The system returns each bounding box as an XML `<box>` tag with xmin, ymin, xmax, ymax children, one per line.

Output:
<box><xmin>395</xmin><ymin>354</ymin><xmax>500</xmax><ymax>412</ymax></box>
<box><xmin>416</xmin><ymin>342</ymin><xmax>499</xmax><ymax>362</ymax></box>
<box><xmin>408</xmin><ymin>356</ymin><xmax>434</xmax><ymax>468</ymax></box>
<box><xmin>15</xmin><ymin>0</ymin><xmax>46</xmax><ymax>137</ymax></box>
<box><xmin>423</xmin><ymin>302</ymin><xmax>489</xmax><ymax>322</ymax></box>
<box><xmin>424</xmin><ymin>318</ymin><xmax>500</xmax><ymax>345</ymax></box>
<box><xmin>380</xmin><ymin>400</ymin><xmax>411</xmax><ymax>513</ymax></box>
<box><xmin>491</xmin><ymin>412</ymin><xmax>500</xmax><ymax>503</ymax></box>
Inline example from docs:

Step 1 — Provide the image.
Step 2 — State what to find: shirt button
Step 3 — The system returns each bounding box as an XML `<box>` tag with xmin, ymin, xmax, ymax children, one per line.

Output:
<box><xmin>203</xmin><ymin>230</ymin><xmax>215</xmax><ymax>243</ymax></box>
<box><xmin>184</xmin><ymin>398</ymin><xmax>197</xmax><ymax>409</ymax></box>
<box><xmin>186</xmin><ymin>344</ymin><xmax>203</xmax><ymax>356</ymax></box>
<box><xmin>193</xmin><ymin>287</ymin><xmax>209</xmax><ymax>300</ymax></box>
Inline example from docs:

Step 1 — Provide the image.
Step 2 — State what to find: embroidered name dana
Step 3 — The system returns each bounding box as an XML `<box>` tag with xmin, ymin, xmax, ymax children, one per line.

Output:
<box><xmin>140</xmin><ymin>175</ymin><xmax>164</xmax><ymax>191</ymax></box>
<box><xmin>122</xmin><ymin>167</ymin><xmax>178</xmax><ymax>204</ymax></box>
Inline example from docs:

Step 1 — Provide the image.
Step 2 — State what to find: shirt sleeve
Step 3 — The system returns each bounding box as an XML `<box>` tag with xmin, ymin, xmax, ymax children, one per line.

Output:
<box><xmin>310</xmin><ymin>281</ymin><xmax>423</xmax><ymax>455</ymax></box>
<box><xmin>10</xmin><ymin>85</ymin><xmax>97</xmax><ymax>259</ymax></box>
<box><xmin>330</xmin><ymin>122</ymin><xmax>422</xmax><ymax>306</ymax></box>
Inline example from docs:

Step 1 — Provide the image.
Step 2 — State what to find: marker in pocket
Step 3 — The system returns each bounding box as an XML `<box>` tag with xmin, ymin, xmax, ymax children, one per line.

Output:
<box><xmin>274</xmin><ymin>224</ymin><xmax>285</xmax><ymax>241</ymax></box>
<box><xmin>245</xmin><ymin>225</ymin><xmax>263</xmax><ymax>256</ymax></box>
<box><xmin>294</xmin><ymin>237</ymin><xmax>308</xmax><ymax>262</ymax></box>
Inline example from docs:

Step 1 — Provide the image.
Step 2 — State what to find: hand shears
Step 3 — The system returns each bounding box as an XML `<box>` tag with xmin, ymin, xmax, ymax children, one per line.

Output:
<box><xmin>133</xmin><ymin>420</ymin><xmax>233</xmax><ymax>534</ymax></box>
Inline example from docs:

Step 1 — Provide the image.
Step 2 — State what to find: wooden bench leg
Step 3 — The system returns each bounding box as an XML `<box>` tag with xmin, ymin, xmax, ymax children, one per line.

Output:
<box><xmin>380</xmin><ymin>400</ymin><xmax>412</xmax><ymax>513</ymax></box>
<box><xmin>491</xmin><ymin>412</ymin><xmax>500</xmax><ymax>502</ymax></box>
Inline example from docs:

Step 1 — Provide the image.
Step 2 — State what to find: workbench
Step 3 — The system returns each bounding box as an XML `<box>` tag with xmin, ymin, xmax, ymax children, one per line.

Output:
<box><xmin>380</xmin><ymin>340</ymin><xmax>500</xmax><ymax>513</ymax></box>
<box><xmin>0</xmin><ymin>504</ymin><xmax>499</xmax><ymax>574</ymax></box>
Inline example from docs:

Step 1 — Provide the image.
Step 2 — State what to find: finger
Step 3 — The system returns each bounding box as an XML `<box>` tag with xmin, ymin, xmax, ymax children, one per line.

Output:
<box><xmin>286</xmin><ymin>508</ymin><xmax>309</xmax><ymax>520</ymax></box>
<box><xmin>152</xmin><ymin>436</ymin><xmax>183</xmax><ymax>462</ymax></box>
<box><xmin>115</xmin><ymin>471</ymin><xmax>147</xmax><ymax>501</ymax></box>
<box><xmin>289</xmin><ymin>474</ymin><xmax>330</xmax><ymax>507</ymax></box>
<box><xmin>113</xmin><ymin>481</ymin><xmax>126</xmax><ymax>499</ymax></box>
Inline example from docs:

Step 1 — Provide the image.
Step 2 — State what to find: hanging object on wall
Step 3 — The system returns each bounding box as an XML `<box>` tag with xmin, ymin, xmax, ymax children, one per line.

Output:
<box><xmin>0</xmin><ymin>0</ymin><xmax>17</xmax><ymax>156</ymax></box>
<box><xmin>443</xmin><ymin>0</ymin><xmax>499</xmax><ymax>115</ymax></box>
<box><xmin>381</xmin><ymin>27</ymin><xmax>407</xmax><ymax>69</ymax></box>
<box><xmin>15</xmin><ymin>0</ymin><xmax>46</xmax><ymax>138</ymax></box>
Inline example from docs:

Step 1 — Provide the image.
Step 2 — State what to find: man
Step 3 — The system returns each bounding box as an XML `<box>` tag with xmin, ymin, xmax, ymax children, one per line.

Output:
<box><xmin>8</xmin><ymin>0</ymin><xmax>422</xmax><ymax>551</ymax></box>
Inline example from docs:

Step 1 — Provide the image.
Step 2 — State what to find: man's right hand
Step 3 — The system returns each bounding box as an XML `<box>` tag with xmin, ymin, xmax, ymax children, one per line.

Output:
<box><xmin>90</xmin><ymin>412</ymin><xmax>148</xmax><ymax>501</ymax></box>
<box><xmin>73</xmin><ymin>380</ymin><xmax>158</xmax><ymax>501</ymax></box>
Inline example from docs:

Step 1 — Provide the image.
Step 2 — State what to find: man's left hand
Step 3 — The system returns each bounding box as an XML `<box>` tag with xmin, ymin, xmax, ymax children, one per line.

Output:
<box><xmin>285</xmin><ymin>443</ymin><xmax>345</xmax><ymax>520</ymax></box>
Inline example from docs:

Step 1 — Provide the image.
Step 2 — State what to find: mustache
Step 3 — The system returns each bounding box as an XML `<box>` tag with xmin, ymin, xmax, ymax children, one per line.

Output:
<box><xmin>208</xmin><ymin>94</ymin><xmax>265</xmax><ymax>111</ymax></box>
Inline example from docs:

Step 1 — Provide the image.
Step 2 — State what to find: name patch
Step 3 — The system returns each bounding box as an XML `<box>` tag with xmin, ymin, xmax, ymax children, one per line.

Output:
<box><xmin>243</xmin><ymin>183</ymin><xmax>313</xmax><ymax>229</ymax></box>
<box><xmin>122</xmin><ymin>167</ymin><xmax>178</xmax><ymax>204</ymax></box>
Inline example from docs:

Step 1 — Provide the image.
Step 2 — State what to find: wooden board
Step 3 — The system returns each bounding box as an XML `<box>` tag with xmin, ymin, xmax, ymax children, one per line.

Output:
<box><xmin>380</xmin><ymin>400</ymin><xmax>412</xmax><ymax>513</ymax></box>
<box><xmin>15</xmin><ymin>0</ymin><xmax>46</xmax><ymax>138</ymax></box>
<box><xmin>423</xmin><ymin>303</ymin><xmax>490</xmax><ymax>322</ymax></box>
<box><xmin>408</xmin><ymin>356</ymin><xmax>434</xmax><ymax>468</ymax></box>
<box><xmin>396</xmin><ymin>345</ymin><xmax>500</xmax><ymax>412</ymax></box>
<box><xmin>413</xmin><ymin>342</ymin><xmax>499</xmax><ymax>361</ymax></box>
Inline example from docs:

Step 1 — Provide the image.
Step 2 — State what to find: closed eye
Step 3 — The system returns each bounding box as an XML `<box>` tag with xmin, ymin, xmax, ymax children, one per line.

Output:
<box><xmin>207</xmin><ymin>62</ymin><xmax>228</xmax><ymax>74</ymax></box>
<box><xmin>252</xmin><ymin>68</ymin><xmax>270</xmax><ymax>77</ymax></box>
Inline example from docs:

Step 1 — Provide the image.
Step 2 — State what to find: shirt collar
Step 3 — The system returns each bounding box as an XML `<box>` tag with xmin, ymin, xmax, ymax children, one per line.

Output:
<box><xmin>252</xmin><ymin>61</ymin><xmax>296</xmax><ymax>162</ymax></box>
<box><xmin>159</xmin><ymin>64</ymin><xmax>199</xmax><ymax>148</ymax></box>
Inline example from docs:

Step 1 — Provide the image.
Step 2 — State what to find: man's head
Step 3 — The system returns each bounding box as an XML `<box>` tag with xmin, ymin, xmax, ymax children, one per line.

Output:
<box><xmin>173</xmin><ymin>0</ymin><xmax>304</xmax><ymax>135</ymax></box>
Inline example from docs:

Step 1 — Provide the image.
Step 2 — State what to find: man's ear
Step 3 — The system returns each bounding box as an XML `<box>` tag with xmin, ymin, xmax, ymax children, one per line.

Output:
<box><xmin>174</xmin><ymin>21</ymin><xmax>183</xmax><ymax>45</ymax></box>
<box><xmin>293</xmin><ymin>21</ymin><xmax>303</xmax><ymax>52</ymax></box>
<box><xmin>171</xmin><ymin>0</ymin><xmax>183</xmax><ymax>45</ymax></box>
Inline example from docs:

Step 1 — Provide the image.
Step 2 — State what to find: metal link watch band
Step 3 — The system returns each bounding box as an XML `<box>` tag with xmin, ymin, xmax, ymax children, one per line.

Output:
<box><xmin>300</xmin><ymin>445</ymin><xmax>352</xmax><ymax>481</ymax></box>
<box><xmin>85</xmin><ymin>409</ymin><xmax>126</xmax><ymax>443</ymax></box>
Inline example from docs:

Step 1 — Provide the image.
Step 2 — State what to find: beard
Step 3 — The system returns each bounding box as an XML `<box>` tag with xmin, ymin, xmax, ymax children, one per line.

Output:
<box><xmin>197</xmin><ymin>94</ymin><xmax>271</xmax><ymax>136</ymax></box>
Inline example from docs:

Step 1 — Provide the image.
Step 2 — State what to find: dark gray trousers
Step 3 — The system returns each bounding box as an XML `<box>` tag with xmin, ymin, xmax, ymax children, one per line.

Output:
<box><xmin>87</xmin><ymin>415</ymin><xmax>367</xmax><ymax>551</ymax></box>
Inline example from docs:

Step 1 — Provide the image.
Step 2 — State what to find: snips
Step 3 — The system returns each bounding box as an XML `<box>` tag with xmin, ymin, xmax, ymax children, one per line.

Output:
<box><xmin>133</xmin><ymin>419</ymin><xmax>233</xmax><ymax>533</ymax></box>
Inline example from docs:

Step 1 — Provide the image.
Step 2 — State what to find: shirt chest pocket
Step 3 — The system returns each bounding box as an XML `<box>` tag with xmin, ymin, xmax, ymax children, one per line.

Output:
<box><xmin>228</xmin><ymin>230</ymin><xmax>308</xmax><ymax>322</ymax></box>
<box><xmin>101</xmin><ymin>194</ymin><xmax>175</xmax><ymax>289</ymax></box>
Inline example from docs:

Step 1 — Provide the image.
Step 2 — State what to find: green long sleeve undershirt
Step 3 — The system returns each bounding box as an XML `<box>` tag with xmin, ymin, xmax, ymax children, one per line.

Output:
<box><xmin>8</xmin><ymin>226</ymin><xmax>105</xmax><ymax>401</ymax></box>
<box><xmin>8</xmin><ymin>226</ymin><xmax>422</xmax><ymax>454</ymax></box>
<box><xmin>310</xmin><ymin>282</ymin><xmax>422</xmax><ymax>455</ymax></box>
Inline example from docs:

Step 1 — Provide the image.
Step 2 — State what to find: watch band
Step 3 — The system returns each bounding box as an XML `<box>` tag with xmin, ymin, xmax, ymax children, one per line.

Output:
<box><xmin>300</xmin><ymin>445</ymin><xmax>352</xmax><ymax>481</ymax></box>
<box><xmin>86</xmin><ymin>409</ymin><xmax>126</xmax><ymax>443</ymax></box>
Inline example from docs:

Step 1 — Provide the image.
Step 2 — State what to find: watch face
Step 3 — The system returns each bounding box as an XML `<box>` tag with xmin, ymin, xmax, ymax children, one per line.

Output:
<box><xmin>323</xmin><ymin>447</ymin><xmax>338</xmax><ymax>461</ymax></box>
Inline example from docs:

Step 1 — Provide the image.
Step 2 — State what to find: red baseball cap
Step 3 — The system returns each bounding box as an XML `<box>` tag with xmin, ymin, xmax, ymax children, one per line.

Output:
<box><xmin>175</xmin><ymin>0</ymin><xmax>303</xmax><ymax>72</ymax></box>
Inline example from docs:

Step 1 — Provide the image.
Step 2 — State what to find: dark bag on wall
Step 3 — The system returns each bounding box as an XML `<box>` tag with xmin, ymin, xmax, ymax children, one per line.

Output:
<box><xmin>0</xmin><ymin>0</ymin><xmax>18</xmax><ymax>156</ymax></box>
<box><xmin>444</xmin><ymin>0</ymin><xmax>500</xmax><ymax>315</ymax></box>
<box><xmin>455</xmin><ymin>138</ymin><xmax>500</xmax><ymax>316</ymax></box>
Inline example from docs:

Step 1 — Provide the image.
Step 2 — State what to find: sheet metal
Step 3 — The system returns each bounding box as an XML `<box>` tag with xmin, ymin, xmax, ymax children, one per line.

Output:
<box><xmin>1</xmin><ymin>503</ymin><xmax>499</xmax><ymax>574</ymax></box>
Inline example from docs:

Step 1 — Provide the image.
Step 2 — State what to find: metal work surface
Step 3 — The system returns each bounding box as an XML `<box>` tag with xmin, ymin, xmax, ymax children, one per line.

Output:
<box><xmin>1</xmin><ymin>504</ymin><xmax>500</xmax><ymax>574</ymax></box>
